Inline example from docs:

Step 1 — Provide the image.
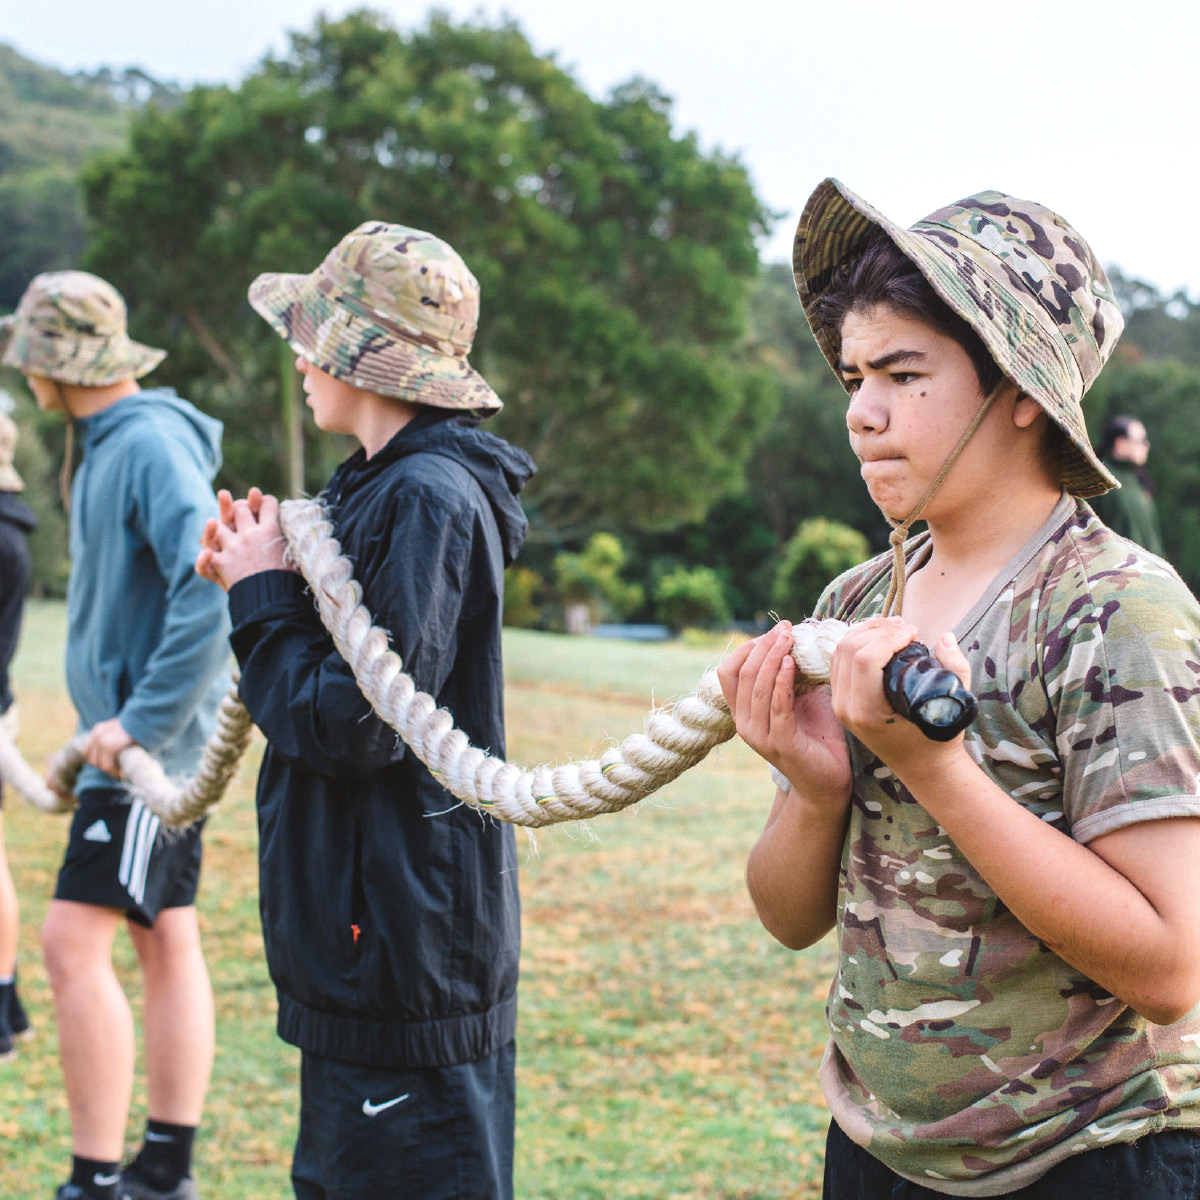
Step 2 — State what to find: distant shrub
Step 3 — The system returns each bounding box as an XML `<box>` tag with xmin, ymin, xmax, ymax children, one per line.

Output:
<box><xmin>553</xmin><ymin>533</ymin><xmax>643</xmax><ymax>631</ymax></box>
<box><xmin>773</xmin><ymin>518</ymin><xmax>871</xmax><ymax>619</ymax></box>
<box><xmin>653</xmin><ymin>565</ymin><xmax>731</xmax><ymax>632</ymax></box>
<box><xmin>503</xmin><ymin>565</ymin><xmax>544</xmax><ymax>628</ymax></box>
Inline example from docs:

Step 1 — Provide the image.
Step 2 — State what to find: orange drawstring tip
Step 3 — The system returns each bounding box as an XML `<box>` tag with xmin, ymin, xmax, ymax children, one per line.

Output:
<box><xmin>351</xmin><ymin>923</ymin><xmax>361</xmax><ymax>943</ymax></box>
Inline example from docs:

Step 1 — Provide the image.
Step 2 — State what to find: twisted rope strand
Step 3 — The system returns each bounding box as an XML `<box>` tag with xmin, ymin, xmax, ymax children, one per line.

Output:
<box><xmin>16</xmin><ymin>495</ymin><xmax>847</xmax><ymax>829</ymax></box>
<box><xmin>33</xmin><ymin>678</ymin><xmax>254</xmax><ymax>827</ymax></box>
<box><xmin>277</xmin><ymin>496</ymin><xmax>847</xmax><ymax>828</ymax></box>
<box><xmin>0</xmin><ymin>705</ymin><xmax>74</xmax><ymax>814</ymax></box>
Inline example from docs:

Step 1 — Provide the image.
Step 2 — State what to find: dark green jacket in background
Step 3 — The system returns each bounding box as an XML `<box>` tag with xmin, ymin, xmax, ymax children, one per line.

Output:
<box><xmin>1089</xmin><ymin>459</ymin><xmax>1164</xmax><ymax>556</ymax></box>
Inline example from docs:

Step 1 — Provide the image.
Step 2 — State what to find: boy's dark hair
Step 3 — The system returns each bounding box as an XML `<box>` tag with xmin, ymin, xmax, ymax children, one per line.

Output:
<box><xmin>811</xmin><ymin>234</ymin><xmax>1071</xmax><ymax>477</ymax></box>
<box><xmin>811</xmin><ymin>235</ymin><xmax>1004</xmax><ymax>396</ymax></box>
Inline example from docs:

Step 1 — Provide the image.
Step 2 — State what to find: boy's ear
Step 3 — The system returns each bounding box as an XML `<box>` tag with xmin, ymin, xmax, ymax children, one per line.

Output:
<box><xmin>1012</xmin><ymin>392</ymin><xmax>1043</xmax><ymax>430</ymax></box>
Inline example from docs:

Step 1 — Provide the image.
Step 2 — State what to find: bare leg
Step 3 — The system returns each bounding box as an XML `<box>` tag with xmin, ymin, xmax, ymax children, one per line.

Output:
<box><xmin>128</xmin><ymin>905</ymin><xmax>214</xmax><ymax>1124</ymax></box>
<box><xmin>42</xmin><ymin>899</ymin><xmax>132</xmax><ymax>1159</ymax></box>
<box><xmin>0</xmin><ymin>813</ymin><xmax>18</xmax><ymax>976</ymax></box>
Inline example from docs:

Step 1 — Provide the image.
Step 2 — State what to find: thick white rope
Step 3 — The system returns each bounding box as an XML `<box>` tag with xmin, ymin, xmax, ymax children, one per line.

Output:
<box><xmin>8</xmin><ymin>681</ymin><xmax>254</xmax><ymax>827</ymax></box>
<box><xmin>276</xmin><ymin>497</ymin><xmax>847</xmax><ymax>828</ymax></box>
<box><xmin>0</xmin><ymin>704</ymin><xmax>74</xmax><ymax>814</ymax></box>
<box><xmin>13</xmin><ymin>495</ymin><xmax>846</xmax><ymax>830</ymax></box>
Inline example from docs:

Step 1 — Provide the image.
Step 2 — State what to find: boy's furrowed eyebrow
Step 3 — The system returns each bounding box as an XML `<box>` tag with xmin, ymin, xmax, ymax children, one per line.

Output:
<box><xmin>837</xmin><ymin>348</ymin><xmax>928</xmax><ymax>374</ymax></box>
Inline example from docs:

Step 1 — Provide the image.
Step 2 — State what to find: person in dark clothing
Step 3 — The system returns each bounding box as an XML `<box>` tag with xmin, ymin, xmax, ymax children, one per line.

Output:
<box><xmin>196</xmin><ymin>222</ymin><xmax>536</xmax><ymax>1200</ymax></box>
<box><xmin>0</xmin><ymin>409</ymin><xmax>37</xmax><ymax>1060</ymax></box>
<box><xmin>1089</xmin><ymin>414</ymin><xmax>1164</xmax><ymax>554</ymax></box>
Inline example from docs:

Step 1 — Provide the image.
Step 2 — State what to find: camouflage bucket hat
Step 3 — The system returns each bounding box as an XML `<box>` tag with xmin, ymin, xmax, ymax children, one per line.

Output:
<box><xmin>0</xmin><ymin>270</ymin><xmax>165</xmax><ymax>387</ymax></box>
<box><xmin>248</xmin><ymin>221</ymin><xmax>502</xmax><ymax>413</ymax></box>
<box><xmin>0</xmin><ymin>411</ymin><xmax>23</xmax><ymax>492</ymax></box>
<box><xmin>792</xmin><ymin>179</ymin><xmax>1124</xmax><ymax>498</ymax></box>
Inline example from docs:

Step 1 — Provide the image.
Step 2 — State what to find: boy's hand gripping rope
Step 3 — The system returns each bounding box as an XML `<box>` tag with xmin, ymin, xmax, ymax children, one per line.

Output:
<box><xmin>16</xmin><ymin>496</ymin><xmax>851</xmax><ymax>828</ymax></box>
<box><xmin>6</xmin><ymin>683</ymin><xmax>255</xmax><ymax>824</ymax></box>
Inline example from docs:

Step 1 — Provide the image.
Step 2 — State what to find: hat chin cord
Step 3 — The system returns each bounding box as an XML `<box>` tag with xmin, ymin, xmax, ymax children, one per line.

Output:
<box><xmin>880</xmin><ymin>380</ymin><xmax>1005</xmax><ymax>618</ymax></box>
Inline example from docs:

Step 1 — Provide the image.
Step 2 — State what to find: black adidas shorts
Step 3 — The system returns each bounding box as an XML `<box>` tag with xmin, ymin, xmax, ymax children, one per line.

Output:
<box><xmin>292</xmin><ymin>1040</ymin><xmax>516</xmax><ymax>1200</ymax></box>
<box><xmin>54</xmin><ymin>786</ymin><xmax>204</xmax><ymax>927</ymax></box>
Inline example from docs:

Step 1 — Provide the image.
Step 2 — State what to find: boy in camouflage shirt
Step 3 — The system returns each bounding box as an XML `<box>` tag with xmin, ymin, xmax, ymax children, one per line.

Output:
<box><xmin>718</xmin><ymin>182</ymin><xmax>1200</xmax><ymax>1197</ymax></box>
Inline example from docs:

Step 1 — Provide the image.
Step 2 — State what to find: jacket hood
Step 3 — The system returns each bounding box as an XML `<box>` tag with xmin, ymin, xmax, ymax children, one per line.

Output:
<box><xmin>77</xmin><ymin>387</ymin><xmax>224</xmax><ymax>477</ymax></box>
<box><xmin>339</xmin><ymin>410</ymin><xmax>536</xmax><ymax>566</ymax></box>
<box><xmin>0</xmin><ymin>490</ymin><xmax>37</xmax><ymax>533</ymax></box>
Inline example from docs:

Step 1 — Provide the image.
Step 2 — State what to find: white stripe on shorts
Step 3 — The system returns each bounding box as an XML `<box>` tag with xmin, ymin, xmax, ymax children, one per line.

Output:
<box><xmin>118</xmin><ymin>799</ymin><xmax>160</xmax><ymax>906</ymax></box>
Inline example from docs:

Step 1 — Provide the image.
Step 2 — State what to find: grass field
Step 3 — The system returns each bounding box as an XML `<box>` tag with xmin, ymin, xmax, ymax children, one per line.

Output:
<box><xmin>1</xmin><ymin>604</ymin><xmax>834</xmax><ymax>1198</ymax></box>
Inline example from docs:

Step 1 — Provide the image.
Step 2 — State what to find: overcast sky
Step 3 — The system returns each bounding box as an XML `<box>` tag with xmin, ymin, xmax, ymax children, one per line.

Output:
<box><xmin>5</xmin><ymin>0</ymin><xmax>1196</xmax><ymax>295</ymax></box>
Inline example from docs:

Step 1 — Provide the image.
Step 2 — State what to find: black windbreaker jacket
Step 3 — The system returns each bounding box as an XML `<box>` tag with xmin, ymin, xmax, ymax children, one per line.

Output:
<box><xmin>228</xmin><ymin>412</ymin><xmax>536</xmax><ymax>1068</ymax></box>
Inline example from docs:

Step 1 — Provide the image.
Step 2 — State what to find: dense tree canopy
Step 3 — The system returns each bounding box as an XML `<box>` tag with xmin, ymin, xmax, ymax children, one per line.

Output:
<box><xmin>10</xmin><ymin>30</ymin><xmax>1200</xmax><ymax>612</ymax></box>
<box><xmin>81</xmin><ymin>9</ymin><xmax>775</xmax><ymax>539</ymax></box>
<box><xmin>0</xmin><ymin>44</ymin><xmax>177</xmax><ymax>310</ymax></box>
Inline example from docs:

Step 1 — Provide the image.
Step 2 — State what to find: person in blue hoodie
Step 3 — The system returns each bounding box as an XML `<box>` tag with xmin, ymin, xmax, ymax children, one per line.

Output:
<box><xmin>196</xmin><ymin>223</ymin><xmax>535</xmax><ymax>1200</ymax></box>
<box><xmin>1</xmin><ymin>272</ymin><xmax>231</xmax><ymax>1200</ymax></box>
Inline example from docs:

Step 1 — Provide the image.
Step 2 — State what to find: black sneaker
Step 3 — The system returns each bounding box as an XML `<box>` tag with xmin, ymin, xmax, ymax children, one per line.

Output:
<box><xmin>121</xmin><ymin>1164</ymin><xmax>198</xmax><ymax>1200</ymax></box>
<box><xmin>9</xmin><ymin>982</ymin><xmax>31</xmax><ymax>1039</ymax></box>
<box><xmin>54</xmin><ymin>1185</ymin><xmax>124</xmax><ymax>1200</ymax></box>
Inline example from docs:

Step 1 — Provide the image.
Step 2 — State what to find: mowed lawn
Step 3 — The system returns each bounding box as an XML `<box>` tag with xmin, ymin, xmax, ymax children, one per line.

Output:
<box><xmin>1</xmin><ymin>604</ymin><xmax>834</xmax><ymax>1199</ymax></box>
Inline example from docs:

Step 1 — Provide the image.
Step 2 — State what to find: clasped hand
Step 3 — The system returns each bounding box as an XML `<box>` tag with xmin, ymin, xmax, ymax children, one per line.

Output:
<box><xmin>194</xmin><ymin>487</ymin><xmax>298</xmax><ymax>593</ymax></box>
<box><xmin>716</xmin><ymin>617</ymin><xmax>971</xmax><ymax>796</ymax></box>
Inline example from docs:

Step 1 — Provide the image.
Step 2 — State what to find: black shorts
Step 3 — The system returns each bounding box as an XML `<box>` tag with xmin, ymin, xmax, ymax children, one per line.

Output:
<box><xmin>292</xmin><ymin>1040</ymin><xmax>516</xmax><ymax>1200</ymax></box>
<box><xmin>54</xmin><ymin>787</ymin><xmax>204</xmax><ymax>927</ymax></box>
<box><xmin>823</xmin><ymin>1117</ymin><xmax>1200</xmax><ymax>1199</ymax></box>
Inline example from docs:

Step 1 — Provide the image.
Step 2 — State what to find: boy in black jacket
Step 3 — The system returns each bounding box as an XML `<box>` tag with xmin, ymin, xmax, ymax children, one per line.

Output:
<box><xmin>197</xmin><ymin>223</ymin><xmax>535</xmax><ymax>1200</ymax></box>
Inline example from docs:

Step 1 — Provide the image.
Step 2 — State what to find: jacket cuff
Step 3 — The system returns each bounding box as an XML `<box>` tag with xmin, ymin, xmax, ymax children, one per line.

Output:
<box><xmin>229</xmin><ymin>569</ymin><xmax>311</xmax><ymax>626</ymax></box>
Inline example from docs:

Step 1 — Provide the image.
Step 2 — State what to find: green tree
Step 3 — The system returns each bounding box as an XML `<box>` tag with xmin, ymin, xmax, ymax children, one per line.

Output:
<box><xmin>773</xmin><ymin>517</ymin><xmax>871</xmax><ymax>619</ymax></box>
<box><xmin>622</xmin><ymin>263</ymin><xmax>878</xmax><ymax>625</ymax></box>
<box><xmin>554</xmin><ymin>532</ymin><xmax>643</xmax><ymax>627</ymax></box>
<box><xmin>627</xmin><ymin>490</ymin><xmax>776</xmax><ymax>622</ymax></box>
<box><xmin>653</xmin><ymin>564</ymin><xmax>730</xmax><ymax>631</ymax></box>
<box><xmin>0</xmin><ymin>43</ymin><xmax>172</xmax><ymax>311</ymax></box>
<box><xmin>501</xmin><ymin>564</ymin><xmax>544</xmax><ymax>628</ymax></box>
<box><xmin>0</xmin><ymin>168</ymin><xmax>88</xmax><ymax>307</ymax></box>
<box><xmin>1108</xmin><ymin>266</ymin><xmax>1200</xmax><ymax>367</ymax></box>
<box><xmin>80</xmin><ymin>9</ymin><xmax>773</xmax><ymax>539</ymax></box>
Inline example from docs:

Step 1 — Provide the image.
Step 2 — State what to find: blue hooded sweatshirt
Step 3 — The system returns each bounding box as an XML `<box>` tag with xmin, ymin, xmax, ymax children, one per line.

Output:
<box><xmin>66</xmin><ymin>387</ymin><xmax>231</xmax><ymax>794</ymax></box>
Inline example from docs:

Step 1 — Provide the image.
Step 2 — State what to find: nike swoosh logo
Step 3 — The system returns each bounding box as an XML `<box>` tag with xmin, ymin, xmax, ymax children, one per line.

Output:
<box><xmin>362</xmin><ymin>1092</ymin><xmax>411</xmax><ymax>1117</ymax></box>
<box><xmin>94</xmin><ymin>1173</ymin><xmax>121</xmax><ymax>1186</ymax></box>
<box><xmin>145</xmin><ymin>1131</ymin><xmax>175</xmax><ymax>1142</ymax></box>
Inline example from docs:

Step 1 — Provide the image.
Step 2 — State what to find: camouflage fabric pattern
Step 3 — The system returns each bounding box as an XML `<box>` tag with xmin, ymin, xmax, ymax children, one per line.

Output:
<box><xmin>248</xmin><ymin>221</ymin><xmax>502</xmax><ymax>412</ymax></box>
<box><xmin>813</xmin><ymin>496</ymin><xmax>1200</xmax><ymax>1195</ymax></box>
<box><xmin>0</xmin><ymin>271</ymin><xmax>165</xmax><ymax>386</ymax></box>
<box><xmin>793</xmin><ymin>180</ymin><xmax>1124</xmax><ymax>498</ymax></box>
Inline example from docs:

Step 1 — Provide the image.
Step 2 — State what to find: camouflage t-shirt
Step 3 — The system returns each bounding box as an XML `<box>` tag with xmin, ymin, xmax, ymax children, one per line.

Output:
<box><xmin>808</xmin><ymin>494</ymin><xmax>1200</xmax><ymax>1195</ymax></box>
